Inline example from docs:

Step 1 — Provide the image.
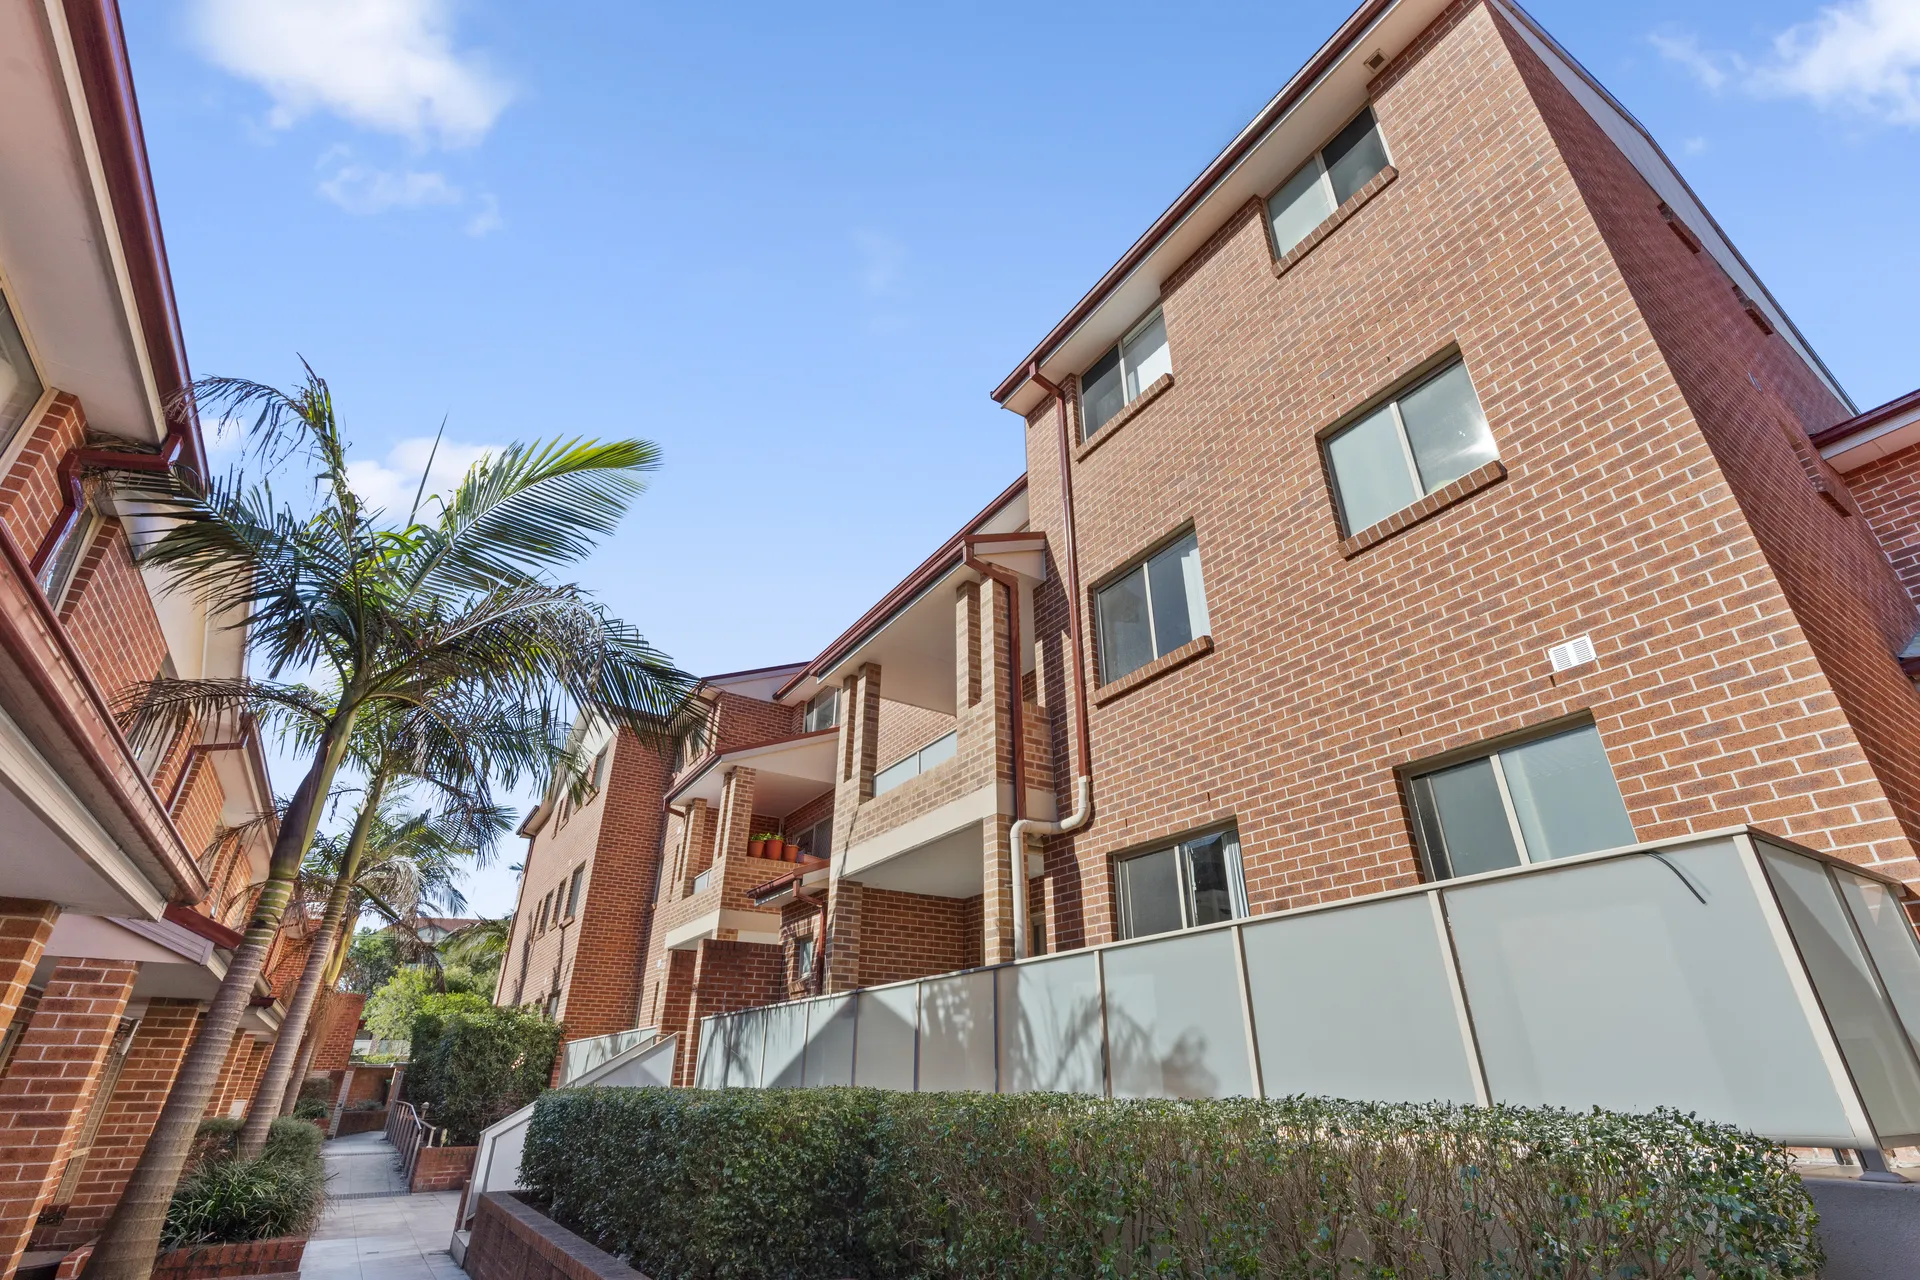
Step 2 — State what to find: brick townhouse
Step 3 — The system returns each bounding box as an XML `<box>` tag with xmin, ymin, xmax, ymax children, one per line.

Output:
<box><xmin>500</xmin><ymin>0</ymin><xmax>1920</xmax><ymax>1100</ymax></box>
<box><xmin>0</xmin><ymin>2</ymin><xmax>287</xmax><ymax>1273</ymax></box>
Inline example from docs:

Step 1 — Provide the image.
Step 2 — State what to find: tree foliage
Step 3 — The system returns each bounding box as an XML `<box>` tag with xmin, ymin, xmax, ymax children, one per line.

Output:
<box><xmin>407</xmin><ymin>1003</ymin><xmax>562</xmax><ymax>1145</ymax></box>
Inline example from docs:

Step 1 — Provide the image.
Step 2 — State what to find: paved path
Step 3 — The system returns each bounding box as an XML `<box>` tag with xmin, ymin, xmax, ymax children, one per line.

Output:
<box><xmin>303</xmin><ymin>1132</ymin><xmax>464</xmax><ymax>1280</ymax></box>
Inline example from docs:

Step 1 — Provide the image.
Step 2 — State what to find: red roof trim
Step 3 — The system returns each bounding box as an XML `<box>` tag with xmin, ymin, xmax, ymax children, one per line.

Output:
<box><xmin>164</xmin><ymin>902</ymin><xmax>244</xmax><ymax>951</ymax></box>
<box><xmin>1810</xmin><ymin>387</ymin><xmax>1920</xmax><ymax>449</ymax></box>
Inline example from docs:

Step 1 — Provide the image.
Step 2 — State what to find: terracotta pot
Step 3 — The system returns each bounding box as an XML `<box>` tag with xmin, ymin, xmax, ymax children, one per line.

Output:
<box><xmin>764</xmin><ymin>840</ymin><xmax>785</xmax><ymax>860</ymax></box>
<box><xmin>749</xmin><ymin>838</ymin><xmax>768</xmax><ymax>859</ymax></box>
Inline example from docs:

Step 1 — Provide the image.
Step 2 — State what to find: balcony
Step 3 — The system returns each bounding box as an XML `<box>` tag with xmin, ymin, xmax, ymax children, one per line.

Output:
<box><xmin>696</xmin><ymin>827</ymin><xmax>1920</xmax><ymax>1151</ymax></box>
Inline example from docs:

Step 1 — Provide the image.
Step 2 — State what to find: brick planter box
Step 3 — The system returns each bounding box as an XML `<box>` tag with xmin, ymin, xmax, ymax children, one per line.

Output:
<box><xmin>465</xmin><ymin>1191</ymin><xmax>647</xmax><ymax>1280</ymax></box>
<box><xmin>411</xmin><ymin>1142</ymin><xmax>476</xmax><ymax>1193</ymax></box>
<box><xmin>335</xmin><ymin>1107</ymin><xmax>388</xmax><ymax>1136</ymax></box>
<box><xmin>52</xmin><ymin>1237</ymin><xmax>306</xmax><ymax>1279</ymax></box>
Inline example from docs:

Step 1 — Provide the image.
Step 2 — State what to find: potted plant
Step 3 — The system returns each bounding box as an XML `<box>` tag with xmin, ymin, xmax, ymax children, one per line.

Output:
<box><xmin>751</xmin><ymin>833</ymin><xmax>777</xmax><ymax>859</ymax></box>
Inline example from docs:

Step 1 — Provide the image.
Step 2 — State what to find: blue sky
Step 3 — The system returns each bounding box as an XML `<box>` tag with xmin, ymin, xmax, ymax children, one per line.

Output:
<box><xmin>119</xmin><ymin>0</ymin><xmax>1920</xmax><ymax>916</ymax></box>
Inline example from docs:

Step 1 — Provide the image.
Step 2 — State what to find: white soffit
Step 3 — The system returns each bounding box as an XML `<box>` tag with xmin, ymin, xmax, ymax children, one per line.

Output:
<box><xmin>1820</xmin><ymin>403</ymin><xmax>1920</xmax><ymax>473</ymax></box>
<box><xmin>0</xmin><ymin>1</ymin><xmax>164</xmax><ymax>443</ymax></box>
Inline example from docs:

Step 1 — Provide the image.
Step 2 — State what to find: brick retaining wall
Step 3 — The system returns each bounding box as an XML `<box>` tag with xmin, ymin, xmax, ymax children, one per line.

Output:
<box><xmin>411</xmin><ymin>1144</ymin><xmax>476</xmax><ymax>1193</ymax></box>
<box><xmin>463</xmin><ymin>1191</ymin><xmax>647</xmax><ymax>1280</ymax></box>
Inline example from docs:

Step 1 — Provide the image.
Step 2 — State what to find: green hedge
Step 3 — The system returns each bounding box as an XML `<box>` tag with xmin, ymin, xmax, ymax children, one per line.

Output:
<box><xmin>407</xmin><ymin>1001</ymin><xmax>563</xmax><ymax>1144</ymax></box>
<box><xmin>164</xmin><ymin>1117</ymin><xmax>326</xmax><ymax>1248</ymax></box>
<box><xmin>522</xmin><ymin>1088</ymin><xmax>1821</xmax><ymax>1279</ymax></box>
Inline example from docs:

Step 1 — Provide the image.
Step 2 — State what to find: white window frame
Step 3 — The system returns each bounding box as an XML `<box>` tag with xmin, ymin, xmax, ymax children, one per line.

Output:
<box><xmin>1078</xmin><ymin>306</ymin><xmax>1170</xmax><ymax>441</ymax></box>
<box><xmin>564</xmin><ymin>865</ymin><xmax>585</xmax><ymax>918</ymax></box>
<box><xmin>1094</xmin><ymin>529</ymin><xmax>1209</xmax><ymax>684</ymax></box>
<box><xmin>873</xmin><ymin>730</ymin><xmax>958</xmax><ymax>796</ymax></box>
<box><xmin>1266</xmin><ymin>106</ymin><xmax>1394</xmax><ymax>257</ymax></box>
<box><xmin>39</xmin><ymin>507</ymin><xmax>103</xmax><ymax>610</ymax></box>
<box><xmin>804</xmin><ymin>688</ymin><xmax>839</xmax><ymax>734</ymax></box>
<box><xmin>1322</xmin><ymin>358</ymin><xmax>1492</xmax><ymax>535</ymax></box>
<box><xmin>791</xmin><ymin>934</ymin><xmax>815</xmax><ymax>984</ymax></box>
<box><xmin>1114</xmin><ymin>825</ymin><xmax>1249</xmax><ymax>940</ymax></box>
<box><xmin>0</xmin><ymin>272</ymin><xmax>49</xmax><ymax>455</ymax></box>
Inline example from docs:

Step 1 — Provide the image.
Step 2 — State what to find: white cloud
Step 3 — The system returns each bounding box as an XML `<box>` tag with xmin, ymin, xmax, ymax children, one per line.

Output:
<box><xmin>317</xmin><ymin>154</ymin><xmax>463</xmax><ymax>214</ymax></box>
<box><xmin>465</xmin><ymin>193</ymin><xmax>504</xmax><ymax>237</ymax></box>
<box><xmin>191</xmin><ymin>0</ymin><xmax>512</xmax><ymax>147</ymax></box>
<box><xmin>346</xmin><ymin>434</ymin><xmax>496</xmax><ymax>519</ymax></box>
<box><xmin>1655</xmin><ymin>1</ymin><xmax>1920</xmax><ymax>126</ymax></box>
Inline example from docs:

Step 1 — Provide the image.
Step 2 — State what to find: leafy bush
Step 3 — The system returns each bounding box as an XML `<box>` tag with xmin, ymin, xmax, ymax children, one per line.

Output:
<box><xmin>406</xmin><ymin>1002</ymin><xmax>562</xmax><ymax>1144</ymax></box>
<box><xmin>362</xmin><ymin>967</ymin><xmax>489</xmax><ymax>1042</ymax></box>
<box><xmin>523</xmin><ymin>1088</ymin><xmax>1822</xmax><ymax>1280</ymax></box>
<box><xmin>164</xmin><ymin>1117</ymin><xmax>326</xmax><ymax>1248</ymax></box>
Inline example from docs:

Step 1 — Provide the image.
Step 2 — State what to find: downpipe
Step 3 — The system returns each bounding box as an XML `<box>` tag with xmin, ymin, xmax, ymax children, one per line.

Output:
<box><xmin>1010</xmin><ymin>776</ymin><xmax>1091</xmax><ymax>959</ymax></box>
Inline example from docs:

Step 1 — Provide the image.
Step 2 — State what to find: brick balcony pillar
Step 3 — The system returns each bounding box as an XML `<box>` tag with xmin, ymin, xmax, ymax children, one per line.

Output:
<box><xmin>0</xmin><ymin>899</ymin><xmax>58</xmax><ymax>1041</ymax></box>
<box><xmin>714</xmin><ymin>768</ymin><xmax>758</xmax><ymax>867</ymax></box>
<box><xmin>823</xmin><ymin>665</ymin><xmax>882</xmax><ymax>992</ymax></box>
<box><xmin>38</xmin><ymin>998</ymin><xmax>200</xmax><ymax>1247</ymax></box>
<box><xmin>976</xmin><ymin>575</ymin><xmax>1018</xmax><ymax>965</ymax></box>
<box><xmin>0</xmin><ymin>957</ymin><xmax>138</xmax><ymax>1277</ymax></box>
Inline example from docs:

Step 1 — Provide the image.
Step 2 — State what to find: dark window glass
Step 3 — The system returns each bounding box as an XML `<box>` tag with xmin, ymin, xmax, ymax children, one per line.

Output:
<box><xmin>1116</xmin><ymin>828</ymin><xmax>1246</xmax><ymax>939</ymax></box>
<box><xmin>1323</xmin><ymin>107</ymin><xmax>1390</xmax><ymax>204</ymax></box>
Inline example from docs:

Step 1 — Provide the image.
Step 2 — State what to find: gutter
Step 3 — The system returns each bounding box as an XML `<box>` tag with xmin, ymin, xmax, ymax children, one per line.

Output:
<box><xmin>1809</xmin><ymin>386</ymin><xmax>1920</xmax><ymax>450</ymax></box>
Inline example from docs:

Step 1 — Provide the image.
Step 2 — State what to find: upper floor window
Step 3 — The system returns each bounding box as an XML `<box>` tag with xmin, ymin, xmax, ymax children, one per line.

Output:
<box><xmin>873</xmin><ymin>730</ymin><xmax>957</xmax><ymax>796</ymax></box>
<box><xmin>535</xmin><ymin>892</ymin><xmax>552</xmax><ymax>934</ymax></box>
<box><xmin>804</xmin><ymin>688</ymin><xmax>839</xmax><ymax>734</ymax></box>
<box><xmin>1324</xmin><ymin>359</ymin><xmax>1494</xmax><ymax>535</ymax></box>
<box><xmin>564</xmin><ymin>865</ymin><xmax>586</xmax><ymax>918</ymax></box>
<box><xmin>1096</xmin><ymin>531</ymin><xmax>1209</xmax><ymax>684</ymax></box>
<box><xmin>40</xmin><ymin>508</ymin><xmax>102</xmax><ymax>608</ymax></box>
<box><xmin>792</xmin><ymin>815</ymin><xmax>832</xmax><ymax>861</ymax></box>
<box><xmin>673</xmin><ymin>715</ymin><xmax>709</xmax><ymax>773</ymax></box>
<box><xmin>1267</xmin><ymin>106</ymin><xmax>1391</xmax><ymax>256</ymax></box>
<box><xmin>1115</xmin><ymin>826</ymin><xmax>1247</xmax><ymax>940</ymax></box>
<box><xmin>1407</xmin><ymin>722</ymin><xmax>1635</xmax><ymax>881</ymax></box>
<box><xmin>1080</xmin><ymin>307</ymin><xmax>1171</xmax><ymax>439</ymax></box>
<box><xmin>0</xmin><ymin>286</ymin><xmax>44</xmax><ymax>451</ymax></box>
<box><xmin>589</xmin><ymin>745</ymin><xmax>611</xmax><ymax>792</ymax></box>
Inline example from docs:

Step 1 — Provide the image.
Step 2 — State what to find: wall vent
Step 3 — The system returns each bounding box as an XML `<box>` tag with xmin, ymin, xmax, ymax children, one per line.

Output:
<box><xmin>1548</xmin><ymin>634</ymin><xmax>1597</xmax><ymax>672</ymax></box>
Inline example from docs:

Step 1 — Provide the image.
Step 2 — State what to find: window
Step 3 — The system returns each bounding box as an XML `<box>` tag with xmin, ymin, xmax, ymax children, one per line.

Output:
<box><xmin>0</xmin><ymin>286</ymin><xmax>43</xmax><ymax>451</ymax></box>
<box><xmin>792</xmin><ymin>935</ymin><xmax>816</xmax><ymax>985</ymax></box>
<box><xmin>1407</xmin><ymin>723</ymin><xmax>1635</xmax><ymax>881</ymax></box>
<box><xmin>873</xmin><ymin>730</ymin><xmax>958</xmax><ymax>796</ymax></box>
<box><xmin>39</xmin><ymin>508</ymin><xmax>102</xmax><ymax>608</ymax></box>
<box><xmin>674</xmin><ymin>716</ymin><xmax>709</xmax><ymax>773</ymax></box>
<box><xmin>1267</xmin><ymin>106</ymin><xmax>1391</xmax><ymax>256</ymax></box>
<box><xmin>564</xmin><ymin>866</ymin><xmax>585</xmax><ymax>918</ymax></box>
<box><xmin>1115</xmin><ymin>827</ymin><xmax>1247</xmax><ymax>940</ymax></box>
<box><xmin>792</xmin><ymin>815</ymin><xmax>833</xmax><ymax>861</ymax></box>
<box><xmin>804</xmin><ymin>688</ymin><xmax>839</xmax><ymax>734</ymax></box>
<box><xmin>589</xmin><ymin>745</ymin><xmax>610</xmax><ymax>792</ymax></box>
<box><xmin>536</xmin><ymin>892</ymin><xmax>553</xmax><ymax>934</ymax></box>
<box><xmin>1323</xmin><ymin>359</ymin><xmax>1495</xmax><ymax>535</ymax></box>
<box><xmin>1080</xmin><ymin>307</ymin><xmax>1171</xmax><ymax>439</ymax></box>
<box><xmin>1095</xmin><ymin>531</ymin><xmax>1209</xmax><ymax>684</ymax></box>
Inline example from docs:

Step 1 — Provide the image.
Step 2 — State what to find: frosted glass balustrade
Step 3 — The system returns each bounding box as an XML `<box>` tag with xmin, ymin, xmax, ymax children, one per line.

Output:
<box><xmin>918</xmin><ymin>970</ymin><xmax>996</xmax><ymax>1092</ymax></box>
<box><xmin>760</xmin><ymin>1002</ymin><xmax>808</xmax><ymax>1088</ymax></box>
<box><xmin>997</xmin><ymin>953</ymin><xmax>1104</xmax><ymax>1094</ymax></box>
<box><xmin>853</xmin><ymin>985</ymin><xmax>918</xmax><ymax>1090</ymax></box>
<box><xmin>802</xmin><ymin>995</ymin><xmax>856</xmax><ymax>1086</ymax></box>
<box><xmin>1103</xmin><ymin>928</ymin><xmax>1252</xmax><ymax>1098</ymax></box>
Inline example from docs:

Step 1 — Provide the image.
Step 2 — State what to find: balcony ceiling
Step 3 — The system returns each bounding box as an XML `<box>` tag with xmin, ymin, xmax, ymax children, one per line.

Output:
<box><xmin>673</xmin><ymin>730</ymin><xmax>837</xmax><ymax>816</ymax></box>
<box><xmin>847</xmin><ymin>821</ymin><xmax>983</xmax><ymax>899</ymax></box>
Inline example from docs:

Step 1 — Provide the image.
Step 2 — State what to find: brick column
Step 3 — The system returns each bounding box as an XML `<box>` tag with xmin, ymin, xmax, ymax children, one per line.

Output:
<box><xmin>39</xmin><ymin>999</ymin><xmax>199</xmax><ymax>1247</ymax></box>
<box><xmin>231</xmin><ymin>1039</ymin><xmax>268</xmax><ymax>1119</ymax></box>
<box><xmin>977</xmin><ymin>577</ymin><xmax>1018</xmax><ymax>965</ymax></box>
<box><xmin>823</xmin><ymin>665</ymin><xmax>882</xmax><ymax>993</ymax></box>
<box><xmin>0</xmin><ymin>957</ymin><xmax>137</xmax><ymax>1276</ymax></box>
<box><xmin>714</xmin><ymin>768</ymin><xmax>758</xmax><ymax>868</ymax></box>
<box><xmin>0</xmin><ymin>899</ymin><xmax>58</xmax><ymax>1042</ymax></box>
<box><xmin>204</xmin><ymin>1032</ymin><xmax>249</xmax><ymax>1119</ymax></box>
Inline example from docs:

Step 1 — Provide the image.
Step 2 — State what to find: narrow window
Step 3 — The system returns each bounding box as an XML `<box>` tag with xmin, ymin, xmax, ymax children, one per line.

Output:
<box><xmin>39</xmin><ymin>508</ymin><xmax>102</xmax><ymax>608</ymax></box>
<box><xmin>793</xmin><ymin>815</ymin><xmax>833</xmax><ymax>861</ymax></box>
<box><xmin>536</xmin><ymin>892</ymin><xmax>552</xmax><ymax>934</ymax></box>
<box><xmin>1267</xmin><ymin>106</ymin><xmax>1391</xmax><ymax>256</ymax></box>
<box><xmin>792</xmin><ymin>935</ymin><xmax>816</xmax><ymax>985</ymax></box>
<box><xmin>804</xmin><ymin>688</ymin><xmax>839</xmax><ymax>733</ymax></box>
<box><xmin>1407</xmin><ymin>723</ymin><xmax>1635</xmax><ymax>881</ymax></box>
<box><xmin>1095</xmin><ymin>531</ymin><xmax>1210</xmax><ymax>684</ymax></box>
<box><xmin>1115</xmin><ymin>827</ymin><xmax>1248</xmax><ymax>940</ymax></box>
<box><xmin>1080</xmin><ymin>307</ymin><xmax>1172</xmax><ymax>439</ymax></box>
<box><xmin>590</xmin><ymin>745</ymin><xmax>611</xmax><ymax>792</ymax></box>
<box><xmin>873</xmin><ymin>730</ymin><xmax>959</xmax><ymax>796</ymax></box>
<box><xmin>1324</xmin><ymin>359</ymin><xmax>1495</xmax><ymax>535</ymax></box>
<box><xmin>0</xmin><ymin>286</ymin><xmax>44</xmax><ymax>452</ymax></box>
<box><xmin>674</xmin><ymin>715</ymin><xmax>709</xmax><ymax>773</ymax></box>
<box><xmin>565</xmin><ymin>865</ymin><xmax>585</xmax><ymax>918</ymax></box>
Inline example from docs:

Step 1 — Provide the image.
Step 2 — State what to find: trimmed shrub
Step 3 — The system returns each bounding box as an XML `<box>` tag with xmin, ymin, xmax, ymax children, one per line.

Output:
<box><xmin>523</xmin><ymin>1088</ymin><xmax>1822</xmax><ymax>1280</ymax></box>
<box><xmin>407</xmin><ymin>1002</ymin><xmax>563</xmax><ymax>1144</ymax></box>
<box><xmin>164</xmin><ymin>1117</ymin><xmax>326</xmax><ymax>1248</ymax></box>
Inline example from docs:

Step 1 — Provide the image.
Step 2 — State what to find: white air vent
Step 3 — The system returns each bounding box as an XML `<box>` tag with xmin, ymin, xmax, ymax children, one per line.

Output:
<box><xmin>1548</xmin><ymin>634</ymin><xmax>1597</xmax><ymax>672</ymax></box>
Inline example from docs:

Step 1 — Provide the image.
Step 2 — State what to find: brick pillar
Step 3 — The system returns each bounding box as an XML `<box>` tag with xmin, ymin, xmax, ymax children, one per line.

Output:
<box><xmin>714</xmin><ymin>768</ymin><xmax>758</xmax><ymax>866</ymax></box>
<box><xmin>845</xmin><ymin>665</ymin><xmax>882</xmax><ymax>801</ymax></box>
<box><xmin>977</xmin><ymin>576</ymin><xmax>1018</xmax><ymax>965</ymax></box>
<box><xmin>823</xmin><ymin>665</ymin><xmax>883</xmax><ymax>993</ymax></box>
<box><xmin>0</xmin><ymin>958</ymin><xmax>137</xmax><ymax>1276</ymax></box>
<box><xmin>0</xmin><ymin>899</ymin><xmax>58</xmax><ymax>1042</ymax></box>
<box><xmin>659</xmin><ymin>950</ymin><xmax>698</xmax><ymax>1086</ymax></box>
<box><xmin>204</xmin><ymin>1032</ymin><xmax>249</xmax><ymax>1119</ymax></box>
<box><xmin>40</xmin><ymin>999</ymin><xmax>199</xmax><ymax>1247</ymax></box>
<box><xmin>231</xmin><ymin>1039</ymin><xmax>268</xmax><ymax>1118</ymax></box>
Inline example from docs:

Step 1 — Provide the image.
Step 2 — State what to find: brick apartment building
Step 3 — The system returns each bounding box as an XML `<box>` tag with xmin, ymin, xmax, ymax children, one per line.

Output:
<box><xmin>499</xmin><ymin>0</ymin><xmax>1920</xmax><ymax>1101</ymax></box>
<box><xmin>0</xmin><ymin>2</ymin><xmax>290</xmax><ymax>1273</ymax></box>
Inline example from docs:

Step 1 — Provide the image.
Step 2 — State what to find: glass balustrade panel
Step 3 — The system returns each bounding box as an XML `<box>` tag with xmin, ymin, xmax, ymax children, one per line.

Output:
<box><xmin>1103</xmin><ymin>928</ymin><xmax>1253</xmax><ymax>1099</ymax></box>
<box><xmin>853</xmin><ymin>985</ymin><xmax>919</xmax><ymax>1091</ymax></box>
<box><xmin>997</xmin><ymin>953</ymin><xmax>1105</xmax><ymax>1094</ymax></box>
<box><xmin>919</xmin><ymin>970</ymin><xmax>997</xmax><ymax>1092</ymax></box>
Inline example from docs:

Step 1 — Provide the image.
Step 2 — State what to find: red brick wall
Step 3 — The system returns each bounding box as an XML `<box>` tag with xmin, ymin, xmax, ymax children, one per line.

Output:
<box><xmin>0</xmin><ymin>396</ymin><xmax>84</xmax><ymax>551</ymax></box>
<box><xmin>858</xmin><ymin>889</ymin><xmax>981</xmax><ymax>987</ymax></box>
<box><xmin>1845</xmin><ymin>441</ymin><xmax>1920</xmax><ymax>610</ymax></box>
<box><xmin>873</xmin><ymin>699</ymin><xmax>956</xmax><ymax>769</ymax></box>
<box><xmin>0</xmin><ymin>899</ymin><xmax>57</xmax><ymax>1041</ymax></box>
<box><xmin>311</xmin><ymin>991</ymin><xmax>365</xmax><ymax>1073</ymax></box>
<box><xmin>712</xmin><ymin>690</ymin><xmax>801</xmax><ymax>754</ymax></box>
<box><xmin>681</xmin><ymin>938</ymin><xmax>785</xmax><ymax>1086</ymax></box>
<box><xmin>1016</xmin><ymin>0</ymin><xmax>1919</xmax><ymax>957</ymax></box>
<box><xmin>58</xmin><ymin>521</ymin><xmax>170</xmax><ymax>713</ymax></box>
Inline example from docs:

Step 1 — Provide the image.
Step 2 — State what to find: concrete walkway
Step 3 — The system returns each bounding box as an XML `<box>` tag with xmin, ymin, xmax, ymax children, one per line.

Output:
<box><xmin>303</xmin><ymin>1132</ymin><xmax>464</xmax><ymax>1280</ymax></box>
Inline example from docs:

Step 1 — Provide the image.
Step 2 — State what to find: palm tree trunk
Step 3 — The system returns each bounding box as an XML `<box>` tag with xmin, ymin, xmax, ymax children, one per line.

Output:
<box><xmin>237</xmin><ymin>775</ymin><xmax>386</xmax><ymax>1158</ymax></box>
<box><xmin>83</xmin><ymin>718</ymin><xmax>356</xmax><ymax>1280</ymax></box>
<box><xmin>277</xmin><ymin>928</ymin><xmax>352</xmax><ymax>1117</ymax></box>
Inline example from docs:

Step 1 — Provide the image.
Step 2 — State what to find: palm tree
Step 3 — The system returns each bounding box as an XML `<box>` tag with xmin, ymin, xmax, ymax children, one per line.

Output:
<box><xmin>439</xmin><ymin>915</ymin><xmax>512</xmax><ymax>982</ymax></box>
<box><xmin>236</xmin><ymin>698</ymin><xmax>540</xmax><ymax>1158</ymax></box>
<box><xmin>84</xmin><ymin>368</ymin><xmax>696</xmax><ymax>1280</ymax></box>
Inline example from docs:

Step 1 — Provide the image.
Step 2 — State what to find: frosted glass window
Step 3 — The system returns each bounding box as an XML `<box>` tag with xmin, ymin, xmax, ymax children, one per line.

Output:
<box><xmin>998</xmin><ymin>953</ymin><xmax>1104</xmax><ymax>1094</ymax></box>
<box><xmin>873</xmin><ymin>731</ymin><xmax>958</xmax><ymax>796</ymax></box>
<box><xmin>0</xmin><ymin>289</ymin><xmax>43</xmax><ymax>451</ymax></box>
<box><xmin>918</xmin><ymin>970</ymin><xmax>996</xmax><ymax>1092</ymax></box>
<box><xmin>1104</xmin><ymin>928</ymin><xmax>1253</xmax><ymax>1098</ymax></box>
<box><xmin>1096</xmin><ymin>532</ymin><xmax>1210</xmax><ymax>684</ymax></box>
<box><xmin>1323</xmin><ymin>359</ymin><xmax>1494</xmax><ymax>536</ymax></box>
<box><xmin>1267</xmin><ymin>107</ymin><xmax>1390</xmax><ymax>255</ymax></box>
<box><xmin>1241</xmin><ymin>894</ymin><xmax>1478</xmax><ymax>1103</ymax></box>
<box><xmin>1760</xmin><ymin>845</ymin><xmax>1920</xmax><ymax>1143</ymax></box>
<box><xmin>1116</xmin><ymin>827</ymin><xmax>1246</xmax><ymax>939</ymax></box>
<box><xmin>1409</xmin><ymin>724</ymin><xmax>1632</xmax><ymax>880</ymax></box>
<box><xmin>853</xmin><ymin>985</ymin><xmax>919</xmax><ymax>1090</ymax></box>
<box><xmin>1445</xmin><ymin>840</ymin><xmax>1860</xmax><ymax>1145</ymax></box>
<box><xmin>1836</xmin><ymin>870</ymin><xmax>1920</xmax><ymax>1059</ymax></box>
<box><xmin>760</xmin><ymin>1002</ymin><xmax>808</xmax><ymax>1088</ymax></box>
<box><xmin>802</xmin><ymin>995</ymin><xmax>856</xmax><ymax>1086</ymax></box>
<box><xmin>1080</xmin><ymin>307</ymin><xmax>1171</xmax><ymax>438</ymax></box>
<box><xmin>804</xmin><ymin>688</ymin><xmax>839</xmax><ymax>733</ymax></box>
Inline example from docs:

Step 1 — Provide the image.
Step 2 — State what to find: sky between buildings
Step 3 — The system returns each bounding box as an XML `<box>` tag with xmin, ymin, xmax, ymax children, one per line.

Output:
<box><xmin>118</xmin><ymin>0</ymin><xmax>1920</xmax><ymax>918</ymax></box>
